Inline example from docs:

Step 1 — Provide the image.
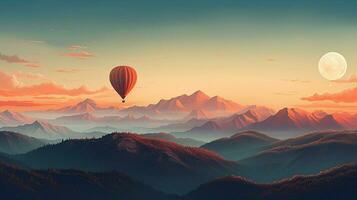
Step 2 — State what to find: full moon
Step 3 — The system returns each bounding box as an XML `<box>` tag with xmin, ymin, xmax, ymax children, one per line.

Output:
<box><xmin>318</xmin><ymin>52</ymin><xmax>347</xmax><ymax>80</ymax></box>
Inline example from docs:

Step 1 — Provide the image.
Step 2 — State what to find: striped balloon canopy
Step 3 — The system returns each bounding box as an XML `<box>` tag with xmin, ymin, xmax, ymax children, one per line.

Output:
<box><xmin>109</xmin><ymin>66</ymin><xmax>137</xmax><ymax>103</ymax></box>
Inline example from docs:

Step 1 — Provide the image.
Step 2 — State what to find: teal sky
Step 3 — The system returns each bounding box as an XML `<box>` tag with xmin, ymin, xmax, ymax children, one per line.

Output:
<box><xmin>1</xmin><ymin>0</ymin><xmax>357</xmax><ymax>111</ymax></box>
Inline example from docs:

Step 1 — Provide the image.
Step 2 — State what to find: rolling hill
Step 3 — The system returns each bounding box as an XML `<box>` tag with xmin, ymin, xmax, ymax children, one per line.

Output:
<box><xmin>15</xmin><ymin>132</ymin><xmax>236</xmax><ymax>194</ymax></box>
<box><xmin>237</xmin><ymin>130</ymin><xmax>357</xmax><ymax>182</ymax></box>
<box><xmin>185</xmin><ymin>164</ymin><xmax>357</xmax><ymax>200</ymax></box>
<box><xmin>0</xmin><ymin>131</ymin><xmax>46</xmax><ymax>154</ymax></box>
<box><xmin>142</xmin><ymin>132</ymin><xmax>205</xmax><ymax>147</ymax></box>
<box><xmin>201</xmin><ymin>131</ymin><xmax>279</xmax><ymax>160</ymax></box>
<box><xmin>0</xmin><ymin>162</ymin><xmax>171</xmax><ymax>200</ymax></box>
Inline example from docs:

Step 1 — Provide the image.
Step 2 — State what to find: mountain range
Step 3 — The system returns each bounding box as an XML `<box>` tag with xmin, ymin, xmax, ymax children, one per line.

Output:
<box><xmin>0</xmin><ymin>121</ymin><xmax>80</xmax><ymax>140</ymax></box>
<box><xmin>245</xmin><ymin>108</ymin><xmax>343</xmax><ymax>137</ymax></box>
<box><xmin>49</xmin><ymin>98</ymin><xmax>119</xmax><ymax>115</ymax></box>
<box><xmin>120</xmin><ymin>90</ymin><xmax>246</xmax><ymax>119</ymax></box>
<box><xmin>51</xmin><ymin>112</ymin><xmax>171</xmax><ymax>131</ymax></box>
<box><xmin>181</xmin><ymin>107</ymin><xmax>357</xmax><ymax>140</ymax></box>
<box><xmin>179</xmin><ymin>108</ymin><xmax>274</xmax><ymax>141</ymax></box>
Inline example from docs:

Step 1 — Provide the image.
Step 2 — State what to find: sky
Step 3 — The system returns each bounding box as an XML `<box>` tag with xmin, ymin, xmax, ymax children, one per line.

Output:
<box><xmin>1</xmin><ymin>0</ymin><xmax>357</xmax><ymax>112</ymax></box>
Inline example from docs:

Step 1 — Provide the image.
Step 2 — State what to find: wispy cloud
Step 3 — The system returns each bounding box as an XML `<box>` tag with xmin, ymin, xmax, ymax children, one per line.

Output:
<box><xmin>331</xmin><ymin>75</ymin><xmax>357</xmax><ymax>83</ymax></box>
<box><xmin>23</xmin><ymin>63</ymin><xmax>41</xmax><ymax>68</ymax></box>
<box><xmin>0</xmin><ymin>69</ymin><xmax>108</xmax><ymax>97</ymax></box>
<box><xmin>13</xmin><ymin>71</ymin><xmax>51</xmax><ymax>82</ymax></box>
<box><xmin>266</xmin><ymin>58</ymin><xmax>277</xmax><ymax>62</ymax></box>
<box><xmin>282</xmin><ymin>79</ymin><xmax>310</xmax><ymax>83</ymax></box>
<box><xmin>68</xmin><ymin>45</ymin><xmax>86</xmax><ymax>50</ymax></box>
<box><xmin>0</xmin><ymin>52</ymin><xmax>40</xmax><ymax>68</ymax></box>
<box><xmin>62</xmin><ymin>51</ymin><xmax>95</xmax><ymax>59</ymax></box>
<box><xmin>0</xmin><ymin>100</ymin><xmax>51</xmax><ymax>107</ymax></box>
<box><xmin>29</xmin><ymin>40</ymin><xmax>46</xmax><ymax>44</ymax></box>
<box><xmin>55</xmin><ymin>68</ymin><xmax>81</xmax><ymax>73</ymax></box>
<box><xmin>302</xmin><ymin>87</ymin><xmax>357</xmax><ymax>103</ymax></box>
<box><xmin>274</xmin><ymin>91</ymin><xmax>298</xmax><ymax>96</ymax></box>
<box><xmin>0</xmin><ymin>53</ymin><xmax>29</xmax><ymax>64</ymax></box>
<box><xmin>296</xmin><ymin>102</ymin><xmax>357</xmax><ymax>109</ymax></box>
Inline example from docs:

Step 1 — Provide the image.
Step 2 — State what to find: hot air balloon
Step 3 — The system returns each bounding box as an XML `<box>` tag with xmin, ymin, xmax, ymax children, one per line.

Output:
<box><xmin>109</xmin><ymin>66</ymin><xmax>137</xmax><ymax>103</ymax></box>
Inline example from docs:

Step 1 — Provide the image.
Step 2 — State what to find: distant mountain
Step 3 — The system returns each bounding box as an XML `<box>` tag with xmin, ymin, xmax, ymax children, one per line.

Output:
<box><xmin>184</xmin><ymin>109</ymin><xmax>210</xmax><ymax>120</ymax></box>
<box><xmin>142</xmin><ymin>132</ymin><xmax>205</xmax><ymax>147</ymax></box>
<box><xmin>16</xmin><ymin>133</ymin><xmax>235</xmax><ymax>194</ymax></box>
<box><xmin>0</xmin><ymin>163</ymin><xmax>171</xmax><ymax>200</ymax></box>
<box><xmin>331</xmin><ymin>112</ymin><xmax>357</xmax><ymax>129</ymax></box>
<box><xmin>246</xmin><ymin>107</ymin><xmax>343</xmax><ymax>138</ymax></box>
<box><xmin>53</xmin><ymin>98</ymin><xmax>118</xmax><ymax>114</ymax></box>
<box><xmin>238</xmin><ymin>130</ymin><xmax>357</xmax><ymax>182</ymax></box>
<box><xmin>185</xmin><ymin>164</ymin><xmax>357</xmax><ymax>200</ymax></box>
<box><xmin>238</xmin><ymin>105</ymin><xmax>275</xmax><ymax>118</ymax></box>
<box><xmin>53</xmin><ymin>112</ymin><xmax>98</xmax><ymax>124</ymax></box>
<box><xmin>51</xmin><ymin>113</ymin><xmax>169</xmax><ymax>132</ymax></box>
<box><xmin>180</xmin><ymin>109</ymin><xmax>273</xmax><ymax>141</ymax></box>
<box><xmin>201</xmin><ymin>131</ymin><xmax>279</xmax><ymax>160</ymax></box>
<box><xmin>0</xmin><ymin>121</ymin><xmax>79</xmax><ymax>140</ymax></box>
<box><xmin>85</xmin><ymin>126</ymin><xmax>120</xmax><ymax>133</ymax></box>
<box><xmin>0</xmin><ymin>131</ymin><xmax>46</xmax><ymax>154</ymax></box>
<box><xmin>0</xmin><ymin>110</ymin><xmax>33</xmax><ymax>126</ymax></box>
<box><xmin>154</xmin><ymin>118</ymin><xmax>208</xmax><ymax>132</ymax></box>
<box><xmin>121</xmin><ymin>90</ymin><xmax>245</xmax><ymax>119</ymax></box>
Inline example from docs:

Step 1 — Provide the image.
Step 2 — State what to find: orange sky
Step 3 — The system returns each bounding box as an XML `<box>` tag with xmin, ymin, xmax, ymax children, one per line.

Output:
<box><xmin>1</xmin><ymin>1</ymin><xmax>357</xmax><ymax>112</ymax></box>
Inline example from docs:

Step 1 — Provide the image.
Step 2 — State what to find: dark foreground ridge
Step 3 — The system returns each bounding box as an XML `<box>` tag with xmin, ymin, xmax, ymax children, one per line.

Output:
<box><xmin>0</xmin><ymin>162</ymin><xmax>173</xmax><ymax>200</ymax></box>
<box><xmin>185</xmin><ymin>164</ymin><xmax>357</xmax><ymax>200</ymax></box>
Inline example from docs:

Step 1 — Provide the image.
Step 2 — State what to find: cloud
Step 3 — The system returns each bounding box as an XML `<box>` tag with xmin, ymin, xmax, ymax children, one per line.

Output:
<box><xmin>68</xmin><ymin>45</ymin><xmax>86</xmax><ymax>50</ymax></box>
<box><xmin>0</xmin><ymin>100</ymin><xmax>51</xmax><ymax>107</ymax></box>
<box><xmin>0</xmin><ymin>53</ymin><xmax>29</xmax><ymax>64</ymax></box>
<box><xmin>30</xmin><ymin>40</ymin><xmax>46</xmax><ymax>44</ymax></box>
<box><xmin>0</xmin><ymin>69</ymin><xmax>108</xmax><ymax>97</ymax></box>
<box><xmin>24</xmin><ymin>63</ymin><xmax>41</xmax><ymax>68</ymax></box>
<box><xmin>331</xmin><ymin>75</ymin><xmax>357</xmax><ymax>83</ymax></box>
<box><xmin>302</xmin><ymin>87</ymin><xmax>357</xmax><ymax>103</ymax></box>
<box><xmin>33</xmin><ymin>96</ymin><xmax>67</xmax><ymax>100</ymax></box>
<box><xmin>56</xmin><ymin>68</ymin><xmax>81</xmax><ymax>73</ymax></box>
<box><xmin>266</xmin><ymin>58</ymin><xmax>277</xmax><ymax>62</ymax></box>
<box><xmin>282</xmin><ymin>79</ymin><xmax>310</xmax><ymax>83</ymax></box>
<box><xmin>274</xmin><ymin>91</ymin><xmax>298</xmax><ymax>96</ymax></box>
<box><xmin>0</xmin><ymin>83</ymin><xmax>108</xmax><ymax>97</ymax></box>
<box><xmin>0</xmin><ymin>52</ymin><xmax>40</xmax><ymax>68</ymax></box>
<box><xmin>13</xmin><ymin>71</ymin><xmax>51</xmax><ymax>82</ymax></box>
<box><xmin>62</xmin><ymin>51</ymin><xmax>94</xmax><ymax>59</ymax></box>
<box><xmin>296</xmin><ymin>102</ymin><xmax>357</xmax><ymax>109</ymax></box>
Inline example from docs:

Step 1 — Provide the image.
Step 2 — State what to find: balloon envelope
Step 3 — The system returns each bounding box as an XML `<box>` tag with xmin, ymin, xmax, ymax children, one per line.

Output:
<box><xmin>109</xmin><ymin>66</ymin><xmax>137</xmax><ymax>102</ymax></box>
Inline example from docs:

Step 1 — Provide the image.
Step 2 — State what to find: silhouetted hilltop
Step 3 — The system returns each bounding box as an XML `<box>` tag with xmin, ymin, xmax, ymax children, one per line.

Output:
<box><xmin>185</xmin><ymin>164</ymin><xmax>357</xmax><ymax>200</ymax></box>
<box><xmin>0</xmin><ymin>162</ymin><xmax>172</xmax><ymax>200</ymax></box>
<box><xmin>201</xmin><ymin>131</ymin><xmax>279</xmax><ymax>160</ymax></box>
